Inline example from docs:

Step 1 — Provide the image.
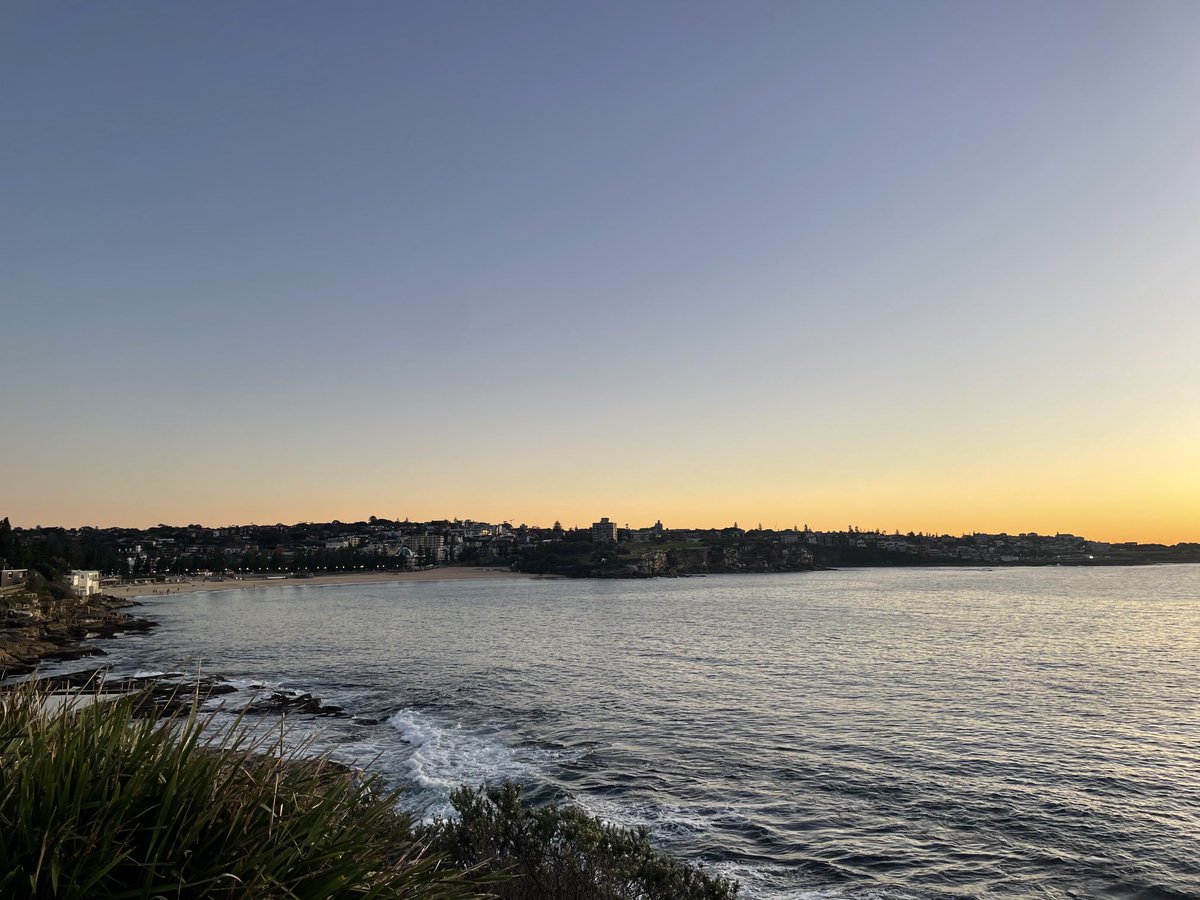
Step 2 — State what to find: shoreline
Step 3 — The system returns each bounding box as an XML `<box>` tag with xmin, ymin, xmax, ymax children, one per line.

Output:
<box><xmin>0</xmin><ymin>593</ymin><xmax>156</xmax><ymax>679</ymax></box>
<box><xmin>5</xmin><ymin>567</ymin><xmax>552</xmax><ymax>679</ymax></box>
<box><xmin>103</xmin><ymin>566</ymin><xmax>559</xmax><ymax>599</ymax></box>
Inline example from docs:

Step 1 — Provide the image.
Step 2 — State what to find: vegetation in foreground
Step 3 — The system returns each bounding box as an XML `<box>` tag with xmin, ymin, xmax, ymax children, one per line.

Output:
<box><xmin>0</xmin><ymin>681</ymin><xmax>471</xmax><ymax>900</ymax></box>
<box><xmin>429</xmin><ymin>783</ymin><xmax>737</xmax><ymax>900</ymax></box>
<box><xmin>0</xmin><ymin>683</ymin><xmax>738</xmax><ymax>899</ymax></box>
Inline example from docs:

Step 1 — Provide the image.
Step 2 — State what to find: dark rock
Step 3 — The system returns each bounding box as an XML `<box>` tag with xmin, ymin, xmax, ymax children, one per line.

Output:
<box><xmin>0</xmin><ymin>593</ymin><xmax>157</xmax><ymax>681</ymax></box>
<box><xmin>240</xmin><ymin>688</ymin><xmax>349</xmax><ymax>718</ymax></box>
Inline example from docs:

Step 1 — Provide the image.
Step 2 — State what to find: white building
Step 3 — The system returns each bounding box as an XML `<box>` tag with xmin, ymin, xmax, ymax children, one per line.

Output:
<box><xmin>67</xmin><ymin>570</ymin><xmax>102</xmax><ymax>598</ymax></box>
<box><xmin>405</xmin><ymin>534</ymin><xmax>447</xmax><ymax>562</ymax></box>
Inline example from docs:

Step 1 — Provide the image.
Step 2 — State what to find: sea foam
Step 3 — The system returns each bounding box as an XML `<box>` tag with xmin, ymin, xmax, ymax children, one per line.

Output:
<box><xmin>387</xmin><ymin>708</ymin><xmax>553</xmax><ymax>814</ymax></box>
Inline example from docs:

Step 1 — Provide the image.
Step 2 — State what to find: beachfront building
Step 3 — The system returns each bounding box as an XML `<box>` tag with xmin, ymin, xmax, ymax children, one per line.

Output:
<box><xmin>66</xmin><ymin>569</ymin><xmax>102</xmax><ymax>598</ymax></box>
<box><xmin>591</xmin><ymin>517</ymin><xmax>618</xmax><ymax>544</ymax></box>
<box><xmin>405</xmin><ymin>533</ymin><xmax>447</xmax><ymax>563</ymax></box>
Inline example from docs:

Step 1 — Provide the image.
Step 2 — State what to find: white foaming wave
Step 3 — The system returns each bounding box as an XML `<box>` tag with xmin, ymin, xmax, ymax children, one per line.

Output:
<box><xmin>575</xmin><ymin>793</ymin><xmax>717</xmax><ymax>839</ymax></box>
<box><xmin>387</xmin><ymin>709</ymin><xmax>552</xmax><ymax>808</ymax></box>
<box><xmin>711</xmin><ymin>860</ymin><xmax>926</xmax><ymax>900</ymax></box>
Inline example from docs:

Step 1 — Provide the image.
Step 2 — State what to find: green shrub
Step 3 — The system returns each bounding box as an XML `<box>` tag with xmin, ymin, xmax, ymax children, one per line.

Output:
<box><xmin>426</xmin><ymin>783</ymin><xmax>738</xmax><ymax>900</ymax></box>
<box><xmin>23</xmin><ymin>569</ymin><xmax>75</xmax><ymax>601</ymax></box>
<box><xmin>0</xmin><ymin>684</ymin><xmax>474</xmax><ymax>899</ymax></box>
<box><xmin>0</xmin><ymin>683</ymin><xmax>742</xmax><ymax>900</ymax></box>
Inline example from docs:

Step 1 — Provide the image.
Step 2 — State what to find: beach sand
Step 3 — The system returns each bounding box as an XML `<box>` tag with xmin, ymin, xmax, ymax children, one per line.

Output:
<box><xmin>105</xmin><ymin>567</ymin><xmax>554</xmax><ymax>600</ymax></box>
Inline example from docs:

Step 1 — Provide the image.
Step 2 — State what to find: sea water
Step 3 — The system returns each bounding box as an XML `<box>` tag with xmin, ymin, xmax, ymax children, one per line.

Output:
<box><xmin>89</xmin><ymin>566</ymin><xmax>1200</xmax><ymax>899</ymax></box>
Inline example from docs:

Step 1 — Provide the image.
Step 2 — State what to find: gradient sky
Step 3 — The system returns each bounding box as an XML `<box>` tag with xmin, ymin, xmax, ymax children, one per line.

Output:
<box><xmin>2</xmin><ymin>2</ymin><xmax>1198</xmax><ymax>542</ymax></box>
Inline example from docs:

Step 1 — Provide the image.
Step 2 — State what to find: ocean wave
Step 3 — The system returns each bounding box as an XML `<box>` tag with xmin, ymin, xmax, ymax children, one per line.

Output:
<box><xmin>387</xmin><ymin>709</ymin><xmax>558</xmax><ymax>813</ymax></box>
<box><xmin>575</xmin><ymin>793</ymin><xmax>718</xmax><ymax>840</ymax></box>
<box><xmin>710</xmin><ymin>861</ymin><xmax>924</xmax><ymax>900</ymax></box>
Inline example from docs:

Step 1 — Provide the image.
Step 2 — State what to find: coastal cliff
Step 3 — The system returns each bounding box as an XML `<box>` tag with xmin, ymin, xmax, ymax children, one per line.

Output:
<box><xmin>512</xmin><ymin>539</ymin><xmax>819</xmax><ymax>578</ymax></box>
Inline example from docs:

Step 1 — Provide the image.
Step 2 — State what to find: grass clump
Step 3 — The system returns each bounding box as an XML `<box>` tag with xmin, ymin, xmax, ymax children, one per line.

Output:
<box><xmin>0</xmin><ymin>682</ymin><xmax>741</xmax><ymax>900</ymax></box>
<box><xmin>0</xmin><ymin>682</ymin><xmax>473</xmax><ymax>899</ymax></box>
<box><xmin>426</xmin><ymin>783</ymin><xmax>738</xmax><ymax>900</ymax></box>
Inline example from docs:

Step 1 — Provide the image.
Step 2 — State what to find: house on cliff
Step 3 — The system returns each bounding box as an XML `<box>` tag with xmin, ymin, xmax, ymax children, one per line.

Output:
<box><xmin>66</xmin><ymin>570</ymin><xmax>101</xmax><ymax>598</ymax></box>
<box><xmin>1</xmin><ymin>568</ymin><xmax>28</xmax><ymax>590</ymax></box>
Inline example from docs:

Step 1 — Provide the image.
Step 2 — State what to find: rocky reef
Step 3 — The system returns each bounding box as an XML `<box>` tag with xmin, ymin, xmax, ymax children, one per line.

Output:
<box><xmin>21</xmin><ymin>667</ymin><xmax>357</xmax><ymax>720</ymax></box>
<box><xmin>0</xmin><ymin>592</ymin><xmax>156</xmax><ymax>678</ymax></box>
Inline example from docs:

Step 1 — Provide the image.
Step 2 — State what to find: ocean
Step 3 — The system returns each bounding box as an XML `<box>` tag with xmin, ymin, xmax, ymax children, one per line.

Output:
<box><xmin>83</xmin><ymin>566</ymin><xmax>1200</xmax><ymax>899</ymax></box>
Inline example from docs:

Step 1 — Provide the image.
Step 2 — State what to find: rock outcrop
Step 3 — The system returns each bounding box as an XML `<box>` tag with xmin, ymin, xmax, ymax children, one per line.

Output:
<box><xmin>0</xmin><ymin>593</ymin><xmax>156</xmax><ymax>678</ymax></box>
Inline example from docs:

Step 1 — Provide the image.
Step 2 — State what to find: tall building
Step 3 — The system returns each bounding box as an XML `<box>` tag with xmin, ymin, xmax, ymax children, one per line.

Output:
<box><xmin>405</xmin><ymin>533</ymin><xmax>447</xmax><ymax>562</ymax></box>
<box><xmin>591</xmin><ymin>517</ymin><xmax>618</xmax><ymax>544</ymax></box>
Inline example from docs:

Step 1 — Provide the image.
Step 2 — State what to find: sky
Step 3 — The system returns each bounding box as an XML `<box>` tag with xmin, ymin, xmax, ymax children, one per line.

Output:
<box><xmin>2</xmin><ymin>1</ymin><xmax>1198</xmax><ymax>542</ymax></box>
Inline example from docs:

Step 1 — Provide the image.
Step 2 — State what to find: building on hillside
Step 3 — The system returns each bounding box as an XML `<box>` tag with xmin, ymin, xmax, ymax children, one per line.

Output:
<box><xmin>591</xmin><ymin>517</ymin><xmax>618</xmax><ymax>544</ymax></box>
<box><xmin>0</xmin><ymin>568</ymin><xmax>28</xmax><ymax>589</ymax></box>
<box><xmin>67</xmin><ymin>569</ymin><xmax>102</xmax><ymax>598</ymax></box>
<box><xmin>405</xmin><ymin>533</ymin><xmax>447</xmax><ymax>562</ymax></box>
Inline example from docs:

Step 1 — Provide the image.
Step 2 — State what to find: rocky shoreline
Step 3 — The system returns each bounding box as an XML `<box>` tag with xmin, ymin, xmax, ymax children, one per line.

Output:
<box><xmin>25</xmin><ymin>666</ymin><xmax>361</xmax><ymax>720</ymax></box>
<box><xmin>0</xmin><ymin>591</ymin><xmax>375</xmax><ymax>721</ymax></box>
<box><xmin>0</xmin><ymin>593</ymin><xmax>157</xmax><ymax>679</ymax></box>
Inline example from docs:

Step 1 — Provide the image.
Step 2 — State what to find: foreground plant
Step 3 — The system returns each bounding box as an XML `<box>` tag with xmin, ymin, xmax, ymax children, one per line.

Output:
<box><xmin>426</xmin><ymin>783</ymin><xmax>739</xmax><ymax>900</ymax></box>
<box><xmin>0</xmin><ymin>682</ymin><xmax>473</xmax><ymax>899</ymax></box>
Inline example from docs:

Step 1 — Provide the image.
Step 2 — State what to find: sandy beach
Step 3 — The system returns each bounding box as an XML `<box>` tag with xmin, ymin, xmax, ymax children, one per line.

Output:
<box><xmin>104</xmin><ymin>567</ymin><xmax>555</xmax><ymax>600</ymax></box>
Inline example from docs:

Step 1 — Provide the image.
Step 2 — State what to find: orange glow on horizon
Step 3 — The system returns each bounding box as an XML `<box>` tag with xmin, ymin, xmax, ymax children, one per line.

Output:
<box><xmin>6</xmin><ymin>389</ymin><xmax>1197</xmax><ymax>546</ymax></box>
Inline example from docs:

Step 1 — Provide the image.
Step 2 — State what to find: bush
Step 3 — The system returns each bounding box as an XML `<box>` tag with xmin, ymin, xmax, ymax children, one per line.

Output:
<box><xmin>426</xmin><ymin>783</ymin><xmax>738</xmax><ymax>900</ymax></box>
<box><xmin>0</xmin><ymin>683</ymin><xmax>742</xmax><ymax>899</ymax></box>
<box><xmin>0</xmin><ymin>683</ymin><xmax>474</xmax><ymax>899</ymax></box>
<box><xmin>23</xmin><ymin>569</ymin><xmax>75</xmax><ymax>601</ymax></box>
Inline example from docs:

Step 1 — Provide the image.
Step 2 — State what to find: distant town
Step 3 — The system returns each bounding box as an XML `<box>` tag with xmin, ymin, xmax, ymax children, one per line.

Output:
<box><xmin>2</xmin><ymin>515</ymin><xmax>1198</xmax><ymax>594</ymax></box>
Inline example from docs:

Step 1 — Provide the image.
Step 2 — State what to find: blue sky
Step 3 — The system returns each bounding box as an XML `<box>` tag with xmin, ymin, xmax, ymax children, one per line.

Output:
<box><xmin>3</xmin><ymin>2</ymin><xmax>1198</xmax><ymax>539</ymax></box>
